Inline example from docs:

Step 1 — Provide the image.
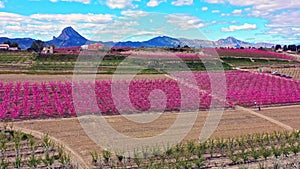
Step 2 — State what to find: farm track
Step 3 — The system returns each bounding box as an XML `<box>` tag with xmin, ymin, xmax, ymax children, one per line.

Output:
<box><xmin>235</xmin><ymin>105</ymin><xmax>294</xmax><ymax>131</ymax></box>
<box><xmin>254</xmin><ymin>104</ymin><xmax>300</xmax><ymax>129</ymax></box>
<box><xmin>0</xmin><ymin>73</ymin><xmax>170</xmax><ymax>82</ymax></box>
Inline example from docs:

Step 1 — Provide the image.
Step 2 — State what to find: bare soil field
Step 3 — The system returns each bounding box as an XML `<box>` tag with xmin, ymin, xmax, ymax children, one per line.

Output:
<box><xmin>270</xmin><ymin>67</ymin><xmax>300</xmax><ymax>80</ymax></box>
<box><xmin>13</xmin><ymin>106</ymin><xmax>291</xmax><ymax>167</ymax></box>
<box><xmin>247</xmin><ymin>67</ymin><xmax>300</xmax><ymax>80</ymax></box>
<box><xmin>0</xmin><ymin>73</ymin><xmax>170</xmax><ymax>82</ymax></box>
<box><xmin>255</xmin><ymin>105</ymin><xmax>300</xmax><ymax>129</ymax></box>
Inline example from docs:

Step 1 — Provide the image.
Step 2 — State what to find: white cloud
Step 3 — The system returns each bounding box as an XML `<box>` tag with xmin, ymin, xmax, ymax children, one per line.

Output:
<box><xmin>135</xmin><ymin>31</ymin><xmax>163</xmax><ymax>36</ymax></box>
<box><xmin>237</xmin><ymin>0</ymin><xmax>300</xmax><ymax>12</ymax></box>
<box><xmin>121</xmin><ymin>10</ymin><xmax>148</xmax><ymax>17</ymax></box>
<box><xmin>50</xmin><ymin>0</ymin><xmax>90</xmax><ymax>4</ymax></box>
<box><xmin>203</xmin><ymin>0</ymin><xmax>225</xmax><ymax>4</ymax></box>
<box><xmin>0</xmin><ymin>12</ymin><xmax>118</xmax><ymax>40</ymax></box>
<box><xmin>0</xmin><ymin>11</ymin><xmax>171</xmax><ymax>42</ymax></box>
<box><xmin>201</xmin><ymin>6</ymin><xmax>208</xmax><ymax>11</ymax></box>
<box><xmin>232</xmin><ymin>9</ymin><xmax>242</xmax><ymax>15</ymax></box>
<box><xmin>206</xmin><ymin>0</ymin><xmax>300</xmax><ymax>13</ymax></box>
<box><xmin>0</xmin><ymin>1</ymin><xmax>4</xmax><ymax>8</ymax></box>
<box><xmin>221</xmin><ymin>23</ymin><xmax>257</xmax><ymax>32</ymax></box>
<box><xmin>0</xmin><ymin>12</ymin><xmax>28</xmax><ymax>22</ymax></box>
<box><xmin>264</xmin><ymin>10</ymin><xmax>300</xmax><ymax>27</ymax></box>
<box><xmin>147</xmin><ymin>0</ymin><xmax>165</xmax><ymax>7</ymax></box>
<box><xmin>292</xmin><ymin>27</ymin><xmax>300</xmax><ymax>31</ymax></box>
<box><xmin>262</xmin><ymin>10</ymin><xmax>300</xmax><ymax>40</ymax></box>
<box><xmin>221</xmin><ymin>13</ymin><xmax>229</xmax><ymax>16</ymax></box>
<box><xmin>30</xmin><ymin>13</ymin><xmax>114</xmax><ymax>23</ymax></box>
<box><xmin>245</xmin><ymin>8</ymin><xmax>251</xmax><ymax>11</ymax></box>
<box><xmin>166</xmin><ymin>14</ymin><xmax>205</xmax><ymax>30</ymax></box>
<box><xmin>105</xmin><ymin>0</ymin><xmax>132</xmax><ymax>9</ymax></box>
<box><xmin>212</xmin><ymin>10</ymin><xmax>220</xmax><ymax>13</ymax></box>
<box><xmin>230</xmin><ymin>20</ymin><xmax>238</xmax><ymax>24</ymax></box>
<box><xmin>171</xmin><ymin>0</ymin><xmax>193</xmax><ymax>6</ymax></box>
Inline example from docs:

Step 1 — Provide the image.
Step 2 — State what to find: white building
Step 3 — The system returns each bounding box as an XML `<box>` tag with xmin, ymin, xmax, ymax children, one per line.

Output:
<box><xmin>0</xmin><ymin>44</ymin><xmax>9</xmax><ymax>50</ymax></box>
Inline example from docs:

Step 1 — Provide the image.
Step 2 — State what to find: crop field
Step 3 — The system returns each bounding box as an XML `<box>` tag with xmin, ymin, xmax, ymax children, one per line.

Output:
<box><xmin>1</xmin><ymin>71</ymin><xmax>300</xmax><ymax>120</ymax></box>
<box><xmin>12</xmin><ymin>106</ymin><xmax>300</xmax><ymax>168</ymax></box>
<box><xmin>1</xmin><ymin>50</ymin><xmax>300</xmax><ymax>168</ymax></box>
<box><xmin>0</xmin><ymin>49</ymin><xmax>298</xmax><ymax>74</ymax></box>
<box><xmin>0</xmin><ymin>124</ymin><xmax>78</xmax><ymax>168</ymax></box>
<box><xmin>215</xmin><ymin>49</ymin><xmax>294</xmax><ymax>60</ymax></box>
<box><xmin>0</xmin><ymin>69</ymin><xmax>298</xmax><ymax>168</ymax></box>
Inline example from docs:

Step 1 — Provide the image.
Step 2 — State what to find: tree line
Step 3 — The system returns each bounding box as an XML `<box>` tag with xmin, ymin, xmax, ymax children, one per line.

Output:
<box><xmin>3</xmin><ymin>40</ymin><xmax>19</xmax><ymax>48</ymax></box>
<box><xmin>275</xmin><ymin>44</ymin><xmax>300</xmax><ymax>52</ymax></box>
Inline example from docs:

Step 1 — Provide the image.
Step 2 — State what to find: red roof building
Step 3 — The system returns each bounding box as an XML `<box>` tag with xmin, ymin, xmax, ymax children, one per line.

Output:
<box><xmin>87</xmin><ymin>43</ymin><xmax>104</xmax><ymax>50</ymax></box>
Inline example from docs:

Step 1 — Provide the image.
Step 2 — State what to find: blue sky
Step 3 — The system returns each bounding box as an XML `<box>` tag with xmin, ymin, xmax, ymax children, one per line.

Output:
<box><xmin>0</xmin><ymin>0</ymin><xmax>299</xmax><ymax>44</ymax></box>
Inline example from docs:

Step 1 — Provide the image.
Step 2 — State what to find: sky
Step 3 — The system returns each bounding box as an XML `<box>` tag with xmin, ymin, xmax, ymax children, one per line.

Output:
<box><xmin>0</xmin><ymin>0</ymin><xmax>299</xmax><ymax>44</ymax></box>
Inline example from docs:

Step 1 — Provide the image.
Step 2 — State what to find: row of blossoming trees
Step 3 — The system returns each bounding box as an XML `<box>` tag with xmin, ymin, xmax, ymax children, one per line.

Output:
<box><xmin>121</xmin><ymin>48</ymin><xmax>294</xmax><ymax>60</ymax></box>
<box><xmin>1</xmin><ymin>71</ymin><xmax>300</xmax><ymax>119</ymax></box>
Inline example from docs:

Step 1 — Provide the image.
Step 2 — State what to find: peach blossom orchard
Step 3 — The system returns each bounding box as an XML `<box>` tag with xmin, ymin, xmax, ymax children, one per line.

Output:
<box><xmin>1</xmin><ymin>71</ymin><xmax>300</xmax><ymax>119</ymax></box>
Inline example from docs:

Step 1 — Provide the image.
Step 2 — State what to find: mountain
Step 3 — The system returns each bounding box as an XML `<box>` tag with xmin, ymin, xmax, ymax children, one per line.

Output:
<box><xmin>114</xmin><ymin>36</ymin><xmax>182</xmax><ymax>48</ymax></box>
<box><xmin>0</xmin><ymin>26</ymin><xmax>277</xmax><ymax>49</ymax></box>
<box><xmin>179</xmin><ymin>38</ymin><xmax>216</xmax><ymax>47</ymax></box>
<box><xmin>115</xmin><ymin>36</ymin><xmax>274</xmax><ymax>48</ymax></box>
<box><xmin>254</xmin><ymin>42</ymin><xmax>276</xmax><ymax>48</ymax></box>
<box><xmin>46</xmin><ymin>27</ymin><xmax>90</xmax><ymax>47</ymax></box>
<box><xmin>0</xmin><ymin>37</ymin><xmax>35</xmax><ymax>49</ymax></box>
<box><xmin>144</xmin><ymin>36</ymin><xmax>182</xmax><ymax>47</ymax></box>
<box><xmin>216</xmin><ymin>36</ymin><xmax>252</xmax><ymax>47</ymax></box>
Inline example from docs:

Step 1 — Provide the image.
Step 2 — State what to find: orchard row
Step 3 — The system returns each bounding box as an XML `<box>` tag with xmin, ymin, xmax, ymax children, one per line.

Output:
<box><xmin>1</xmin><ymin>71</ymin><xmax>300</xmax><ymax>119</ymax></box>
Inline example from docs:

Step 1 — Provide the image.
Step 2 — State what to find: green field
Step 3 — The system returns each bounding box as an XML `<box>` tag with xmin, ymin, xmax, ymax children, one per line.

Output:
<box><xmin>0</xmin><ymin>51</ymin><xmax>298</xmax><ymax>74</ymax></box>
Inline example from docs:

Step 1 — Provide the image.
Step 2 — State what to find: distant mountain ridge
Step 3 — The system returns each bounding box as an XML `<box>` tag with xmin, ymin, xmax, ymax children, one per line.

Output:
<box><xmin>0</xmin><ymin>37</ymin><xmax>35</xmax><ymax>49</ymax></box>
<box><xmin>0</xmin><ymin>26</ymin><xmax>276</xmax><ymax>49</ymax></box>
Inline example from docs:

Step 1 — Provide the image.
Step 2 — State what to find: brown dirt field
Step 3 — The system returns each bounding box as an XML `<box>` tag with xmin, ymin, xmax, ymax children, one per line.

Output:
<box><xmin>255</xmin><ymin>105</ymin><xmax>300</xmax><ymax>129</ymax></box>
<box><xmin>0</xmin><ymin>73</ymin><xmax>170</xmax><ymax>82</ymax></box>
<box><xmin>270</xmin><ymin>67</ymin><xmax>300</xmax><ymax>80</ymax></box>
<box><xmin>13</xmin><ymin>107</ymin><xmax>288</xmax><ymax>168</ymax></box>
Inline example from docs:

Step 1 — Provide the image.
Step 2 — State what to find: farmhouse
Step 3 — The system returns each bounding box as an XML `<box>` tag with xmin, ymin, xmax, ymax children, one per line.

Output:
<box><xmin>88</xmin><ymin>43</ymin><xmax>105</xmax><ymax>50</ymax></box>
<box><xmin>276</xmin><ymin>48</ymin><xmax>283</xmax><ymax>53</ymax></box>
<box><xmin>0</xmin><ymin>44</ymin><xmax>10</xmax><ymax>50</ymax></box>
<box><xmin>42</xmin><ymin>46</ymin><xmax>54</xmax><ymax>54</ymax></box>
<box><xmin>0</xmin><ymin>44</ymin><xmax>20</xmax><ymax>51</ymax></box>
<box><xmin>9</xmin><ymin>47</ymin><xmax>19</xmax><ymax>51</ymax></box>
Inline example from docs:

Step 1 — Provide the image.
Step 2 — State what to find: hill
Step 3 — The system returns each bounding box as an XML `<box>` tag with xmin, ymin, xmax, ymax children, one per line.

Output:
<box><xmin>0</xmin><ymin>27</ymin><xmax>276</xmax><ymax>49</ymax></box>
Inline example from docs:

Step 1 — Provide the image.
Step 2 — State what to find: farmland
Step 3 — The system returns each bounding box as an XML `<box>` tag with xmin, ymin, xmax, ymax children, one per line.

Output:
<box><xmin>12</xmin><ymin>106</ymin><xmax>300</xmax><ymax>168</ymax></box>
<box><xmin>0</xmin><ymin>48</ymin><xmax>298</xmax><ymax>74</ymax></box>
<box><xmin>0</xmin><ymin>48</ymin><xmax>300</xmax><ymax>168</ymax></box>
<box><xmin>1</xmin><ymin>71</ymin><xmax>300</xmax><ymax>120</ymax></box>
<box><xmin>0</xmin><ymin>123</ymin><xmax>78</xmax><ymax>168</ymax></box>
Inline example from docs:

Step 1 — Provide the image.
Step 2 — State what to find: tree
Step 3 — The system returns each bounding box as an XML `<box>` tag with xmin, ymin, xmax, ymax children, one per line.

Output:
<box><xmin>275</xmin><ymin>44</ymin><xmax>282</xmax><ymax>51</ymax></box>
<box><xmin>11</xmin><ymin>42</ymin><xmax>19</xmax><ymax>48</ymax></box>
<box><xmin>3</xmin><ymin>40</ymin><xmax>11</xmax><ymax>46</ymax></box>
<box><xmin>288</xmin><ymin>44</ymin><xmax>297</xmax><ymax>51</ymax></box>
<box><xmin>283</xmin><ymin>45</ymin><xmax>288</xmax><ymax>51</ymax></box>
<box><xmin>30</xmin><ymin>40</ymin><xmax>45</xmax><ymax>53</ymax></box>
